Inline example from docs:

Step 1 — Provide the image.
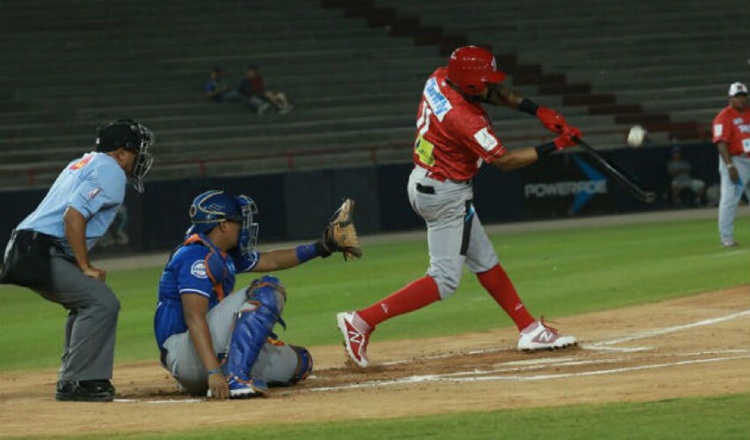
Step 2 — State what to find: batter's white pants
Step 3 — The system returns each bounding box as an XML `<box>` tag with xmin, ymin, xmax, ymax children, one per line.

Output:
<box><xmin>407</xmin><ymin>166</ymin><xmax>499</xmax><ymax>299</ymax></box>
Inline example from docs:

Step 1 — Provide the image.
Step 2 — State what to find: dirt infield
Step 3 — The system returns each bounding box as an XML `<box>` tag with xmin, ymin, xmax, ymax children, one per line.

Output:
<box><xmin>1</xmin><ymin>285</ymin><xmax>748</xmax><ymax>438</ymax></box>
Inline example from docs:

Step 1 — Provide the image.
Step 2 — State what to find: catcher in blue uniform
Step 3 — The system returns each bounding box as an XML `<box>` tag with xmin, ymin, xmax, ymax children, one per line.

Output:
<box><xmin>154</xmin><ymin>190</ymin><xmax>360</xmax><ymax>399</ymax></box>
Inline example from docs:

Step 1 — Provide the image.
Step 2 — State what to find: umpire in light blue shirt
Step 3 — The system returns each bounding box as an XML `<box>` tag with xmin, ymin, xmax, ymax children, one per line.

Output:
<box><xmin>0</xmin><ymin>119</ymin><xmax>154</xmax><ymax>402</ymax></box>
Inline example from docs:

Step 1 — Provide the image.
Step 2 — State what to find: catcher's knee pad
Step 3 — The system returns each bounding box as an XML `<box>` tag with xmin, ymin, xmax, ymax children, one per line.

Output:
<box><xmin>246</xmin><ymin>274</ymin><xmax>287</xmax><ymax>315</ymax></box>
<box><xmin>226</xmin><ymin>286</ymin><xmax>285</xmax><ymax>379</ymax></box>
<box><xmin>288</xmin><ymin>345</ymin><xmax>313</xmax><ymax>385</ymax></box>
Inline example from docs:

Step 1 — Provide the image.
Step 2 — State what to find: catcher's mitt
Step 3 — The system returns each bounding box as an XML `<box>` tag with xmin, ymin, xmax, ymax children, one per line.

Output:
<box><xmin>316</xmin><ymin>198</ymin><xmax>362</xmax><ymax>261</ymax></box>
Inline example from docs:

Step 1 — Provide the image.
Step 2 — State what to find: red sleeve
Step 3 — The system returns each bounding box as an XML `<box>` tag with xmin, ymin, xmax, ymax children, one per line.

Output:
<box><xmin>712</xmin><ymin>109</ymin><xmax>731</xmax><ymax>144</ymax></box>
<box><xmin>442</xmin><ymin>107</ymin><xmax>506</xmax><ymax>163</ymax></box>
<box><xmin>475</xmin><ymin>124</ymin><xmax>507</xmax><ymax>163</ymax></box>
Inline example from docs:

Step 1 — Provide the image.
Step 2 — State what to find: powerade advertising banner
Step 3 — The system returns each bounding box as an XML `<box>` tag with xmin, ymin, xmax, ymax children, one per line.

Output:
<box><xmin>521</xmin><ymin>153</ymin><xmax>616</xmax><ymax>218</ymax></box>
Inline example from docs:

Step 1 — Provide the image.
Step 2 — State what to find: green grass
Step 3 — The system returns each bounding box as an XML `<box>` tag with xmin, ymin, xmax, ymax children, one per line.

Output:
<box><xmin>0</xmin><ymin>218</ymin><xmax>747</xmax><ymax>371</ymax></box>
<box><xmin>1</xmin><ymin>216</ymin><xmax>748</xmax><ymax>440</ymax></box>
<box><xmin>29</xmin><ymin>393</ymin><xmax>750</xmax><ymax>440</ymax></box>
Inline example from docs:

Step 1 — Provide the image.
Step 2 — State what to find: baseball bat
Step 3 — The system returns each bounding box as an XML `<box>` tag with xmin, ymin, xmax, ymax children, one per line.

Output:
<box><xmin>574</xmin><ymin>138</ymin><xmax>656</xmax><ymax>204</ymax></box>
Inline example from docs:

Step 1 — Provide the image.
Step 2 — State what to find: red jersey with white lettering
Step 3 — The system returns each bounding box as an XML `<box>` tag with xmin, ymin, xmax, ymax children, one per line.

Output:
<box><xmin>412</xmin><ymin>67</ymin><xmax>506</xmax><ymax>181</ymax></box>
<box><xmin>712</xmin><ymin>105</ymin><xmax>750</xmax><ymax>156</ymax></box>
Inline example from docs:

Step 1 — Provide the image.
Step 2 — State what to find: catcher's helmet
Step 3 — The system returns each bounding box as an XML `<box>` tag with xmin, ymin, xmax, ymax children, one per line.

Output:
<box><xmin>96</xmin><ymin>118</ymin><xmax>155</xmax><ymax>193</ymax></box>
<box><xmin>446</xmin><ymin>46</ymin><xmax>506</xmax><ymax>96</ymax></box>
<box><xmin>187</xmin><ymin>190</ymin><xmax>259</xmax><ymax>256</ymax></box>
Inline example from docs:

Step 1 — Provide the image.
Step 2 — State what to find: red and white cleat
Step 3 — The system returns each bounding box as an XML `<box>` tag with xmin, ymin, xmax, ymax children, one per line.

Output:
<box><xmin>517</xmin><ymin>318</ymin><xmax>577</xmax><ymax>351</ymax></box>
<box><xmin>336</xmin><ymin>311</ymin><xmax>372</xmax><ymax>367</ymax></box>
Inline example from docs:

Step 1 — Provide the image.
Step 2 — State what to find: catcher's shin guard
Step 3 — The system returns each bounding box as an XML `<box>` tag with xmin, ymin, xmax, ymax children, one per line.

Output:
<box><xmin>226</xmin><ymin>278</ymin><xmax>285</xmax><ymax>382</ymax></box>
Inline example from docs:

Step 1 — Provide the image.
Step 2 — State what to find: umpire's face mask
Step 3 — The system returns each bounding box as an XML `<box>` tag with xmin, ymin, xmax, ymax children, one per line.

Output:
<box><xmin>130</xmin><ymin>126</ymin><xmax>155</xmax><ymax>194</ymax></box>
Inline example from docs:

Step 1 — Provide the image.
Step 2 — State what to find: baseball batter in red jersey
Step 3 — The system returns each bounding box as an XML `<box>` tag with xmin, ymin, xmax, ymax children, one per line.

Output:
<box><xmin>712</xmin><ymin>82</ymin><xmax>750</xmax><ymax>248</ymax></box>
<box><xmin>337</xmin><ymin>46</ymin><xmax>581</xmax><ymax>368</ymax></box>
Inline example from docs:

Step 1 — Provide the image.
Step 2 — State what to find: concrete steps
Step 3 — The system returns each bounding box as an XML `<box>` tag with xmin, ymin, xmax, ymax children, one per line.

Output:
<box><xmin>2</xmin><ymin>0</ymin><xmax>746</xmax><ymax>189</ymax></box>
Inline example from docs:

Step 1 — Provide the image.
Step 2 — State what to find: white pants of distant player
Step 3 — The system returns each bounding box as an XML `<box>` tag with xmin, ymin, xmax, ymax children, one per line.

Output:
<box><xmin>718</xmin><ymin>156</ymin><xmax>750</xmax><ymax>246</ymax></box>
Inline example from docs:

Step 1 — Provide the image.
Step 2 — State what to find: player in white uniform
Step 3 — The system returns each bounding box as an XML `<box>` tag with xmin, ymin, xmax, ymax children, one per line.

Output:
<box><xmin>337</xmin><ymin>46</ymin><xmax>581</xmax><ymax>368</ymax></box>
<box><xmin>712</xmin><ymin>82</ymin><xmax>750</xmax><ymax>247</ymax></box>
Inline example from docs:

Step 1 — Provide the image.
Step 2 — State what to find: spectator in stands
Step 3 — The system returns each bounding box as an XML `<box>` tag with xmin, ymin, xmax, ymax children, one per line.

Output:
<box><xmin>203</xmin><ymin>67</ymin><xmax>241</xmax><ymax>103</ymax></box>
<box><xmin>667</xmin><ymin>144</ymin><xmax>706</xmax><ymax>207</ymax></box>
<box><xmin>238</xmin><ymin>64</ymin><xmax>293</xmax><ymax>114</ymax></box>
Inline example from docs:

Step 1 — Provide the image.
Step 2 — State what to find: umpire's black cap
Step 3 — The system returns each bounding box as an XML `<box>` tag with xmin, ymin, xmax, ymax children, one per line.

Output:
<box><xmin>96</xmin><ymin>119</ymin><xmax>144</xmax><ymax>153</ymax></box>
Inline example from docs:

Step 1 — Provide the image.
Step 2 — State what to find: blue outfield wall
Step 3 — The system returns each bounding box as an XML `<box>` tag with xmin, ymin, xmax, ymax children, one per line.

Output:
<box><xmin>0</xmin><ymin>143</ymin><xmax>720</xmax><ymax>256</ymax></box>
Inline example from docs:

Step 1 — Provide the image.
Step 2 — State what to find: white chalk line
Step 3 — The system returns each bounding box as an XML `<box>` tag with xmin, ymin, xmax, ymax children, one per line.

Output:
<box><xmin>373</xmin><ymin>358</ymin><xmax>627</xmax><ymax>381</ymax></box>
<box><xmin>585</xmin><ymin>345</ymin><xmax>652</xmax><ymax>352</ymax></box>
<box><xmin>588</xmin><ymin>309</ymin><xmax>750</xmax><ymax>348</ymax></box>
<box><xmin>115</xmin><ymin>310</ymin><xmax>750</xmax><ymax>402</ymax></box>
<box><xmin>114</xmin><ymin>398</ymin><xmax>202</xmax><ymax>404</ymax></box>
<box><xmin>382</xmin><ymin>310</ymin><xmax>749</xmax><ymax>362</ymax></box>
<box><xmin>299</xmin><ymin>309</ymin><xmax>750</xmax><ymax>393</ymax></box>
<box><xmin>709</xmin><ymin>249</ymin><xmax>749</xmax><ymax>258</ymax></box>
<box><xmin>303</xmin><ymin>354</ymin><xmax>750</xmax><ymax>392</ymax></box>
<box><xmin>379</xmin><ymin>347</ymin><xmax>507</xmax><ymax>366</ymax></box>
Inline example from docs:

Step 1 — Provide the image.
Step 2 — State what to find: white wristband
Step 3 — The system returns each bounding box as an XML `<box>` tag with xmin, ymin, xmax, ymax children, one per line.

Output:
<box><xmin>727</xmin><ymin>164</ymin><xmax>736</xmax><ymax>169</ymax></box>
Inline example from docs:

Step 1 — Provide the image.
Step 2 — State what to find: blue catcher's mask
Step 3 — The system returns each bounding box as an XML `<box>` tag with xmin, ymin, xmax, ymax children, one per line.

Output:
<box><xmin>186</xmin><ymin>190</ymin><xmax>259</xmax><ymax>256</ymax></box>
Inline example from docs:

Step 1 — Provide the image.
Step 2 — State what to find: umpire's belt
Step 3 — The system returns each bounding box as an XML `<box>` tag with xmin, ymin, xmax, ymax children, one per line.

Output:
<box><xmin>14</xmin><ymin>230</ymin><xmax>50</xmax><ymax>242</ymax></box>
<box><xmin>1</xmin><ymin>229</ymin><xmax>59</xmax><ymax>289</ymax></box>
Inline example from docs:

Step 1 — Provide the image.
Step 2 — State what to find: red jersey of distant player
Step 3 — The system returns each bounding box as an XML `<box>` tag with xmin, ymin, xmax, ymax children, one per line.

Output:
<box><xmin>413</xmin><ymin>67</ymin><xmax>507</xmax><ymax>182</ymax></box>
<box><xmin>712</xmin><ymin>105</ymin><xmax>750</xmax><ymax>156</ymax></box>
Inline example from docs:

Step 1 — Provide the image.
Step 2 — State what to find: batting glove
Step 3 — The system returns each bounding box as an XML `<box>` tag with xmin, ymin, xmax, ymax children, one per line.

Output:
<box><xmin>537</xmin><ymin>106</ymin><xmax>568</xmax><ymax>134</ymax></box>
<box><xmin>553</xmin><ymin>126</ymin><xmax>582</xmax><ymax>150</ymax></box>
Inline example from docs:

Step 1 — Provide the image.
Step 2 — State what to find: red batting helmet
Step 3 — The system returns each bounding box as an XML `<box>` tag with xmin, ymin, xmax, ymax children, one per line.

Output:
<box><xmin>446</xmin><ymin>46</ymin><xmax>506</xmax><ymax>95</ymax></box>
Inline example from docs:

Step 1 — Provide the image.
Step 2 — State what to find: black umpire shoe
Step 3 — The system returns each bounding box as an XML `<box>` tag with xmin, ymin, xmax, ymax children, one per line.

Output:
<box><xmin>55</xmin><ymin>380</ymin><xmax>115</xmax><ymax>402</ymax></box>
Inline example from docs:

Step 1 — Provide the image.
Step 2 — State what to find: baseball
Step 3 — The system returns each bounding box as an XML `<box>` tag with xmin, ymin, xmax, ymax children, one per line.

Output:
<box><xmin>627</xmin><ymin>125</ymin><xmax>647</xmax><ymax>148</ymax></box>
